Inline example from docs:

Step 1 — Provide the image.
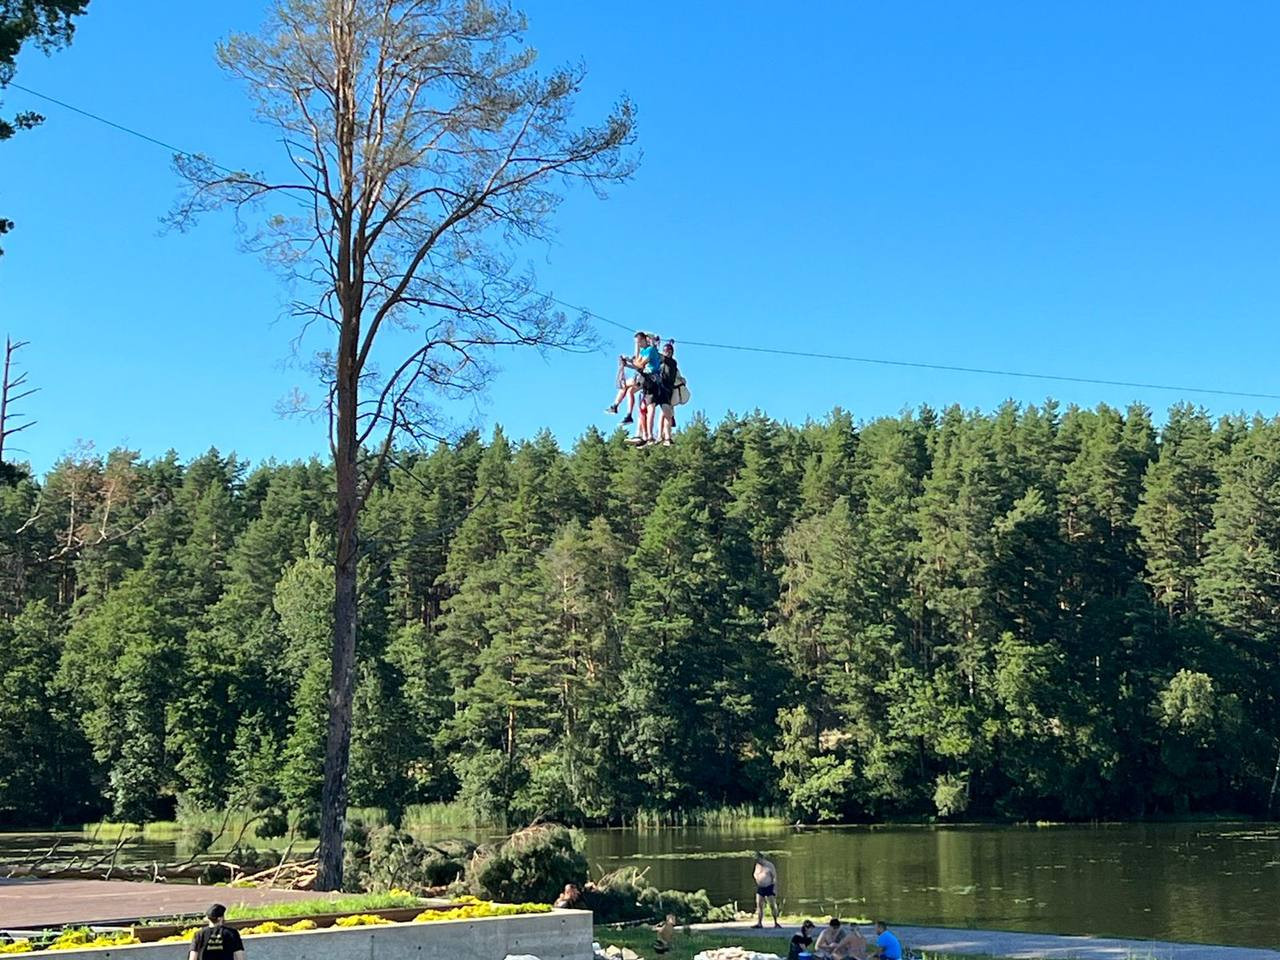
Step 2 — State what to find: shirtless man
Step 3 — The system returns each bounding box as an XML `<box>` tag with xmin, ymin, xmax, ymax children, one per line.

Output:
<box><xmin>817</xmin><ymin>919</ymin><xmax>867</xmax><ymax>960</ymax></box>
<box><xmin>751</xmin><ymin>851</ymin><xmax>781</xmax><ymax>928</ymax></box>
<box><xmin>831</xmin><ymin>926</ymin><xmax>868</xmax><ymax>960</ymax></box>
<box><xmin>815</xmin><ymin>918</ymin><xmax>847</xmax><ymax>958</ymax></box>
<box><xmin>653</xmin><ymin>914</ymin><xmax>676</xmax><ymax>954</ymax></box>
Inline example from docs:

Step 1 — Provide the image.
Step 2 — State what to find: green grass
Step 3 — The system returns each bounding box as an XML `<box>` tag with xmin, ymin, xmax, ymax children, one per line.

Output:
<box><xmin>138</xmin><ymin>893</ymin><xmax>424</xmax><ymax>926</ymax></box>
<box><xmin>85</xmin><ymin>802</ymin><xmax>788</xmax><ymax>838</ymax></box>
<box><xmin>81</xmin><ymin>820</ymin><xmax>186</xmax><ymax>840</ymax></box>
<box><xmin>597</xmin><ymin>926</ymin><xmax>793</xmax><ymax>960</ymax></box>
<box><xmin>224</xmin><ymin>892</ymin><xmax>422</xmax><ymax>921</ymax></box>
<box><xmin>81</xmin><ymin>813</ymin><xmax>290</xmax><ymax>849</ymax></box>
<box><xmin>630</xmin><ymin>806</ymin><xmax>790</xmax><ymax>829</ymax></box>
<box><xmin>399</xmin><ymin>802</ymin><xmax>494</xmax><ymax>831</ymax></box>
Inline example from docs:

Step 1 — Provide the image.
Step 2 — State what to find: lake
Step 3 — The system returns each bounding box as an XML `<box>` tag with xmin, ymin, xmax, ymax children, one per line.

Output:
<box><xmin>3</xmin><ymin>823</ymin><xmax>1278</xmax><ymax>948</ymax></box>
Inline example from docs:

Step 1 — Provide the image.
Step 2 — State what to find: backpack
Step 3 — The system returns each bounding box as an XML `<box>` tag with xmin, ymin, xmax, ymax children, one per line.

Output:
<box><xmin>672</xmin><ymin>376</ymin><xmax>690</xmax><ymax>406</ymax></box>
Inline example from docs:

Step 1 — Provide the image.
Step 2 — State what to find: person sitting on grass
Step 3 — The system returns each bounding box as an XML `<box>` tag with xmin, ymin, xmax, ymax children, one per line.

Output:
<box><xmin>869</xmin><ymin>921</ymin><xmax>901</xmax><ymax>960</ymax></box>
<box><xmin>788</xmin><ymin>920</ymin><xmax>818</xmax><ymax>960</ymax></box>
<box><xmin>554</xmin><ymin>883</ymin><xmax>581</xmax><ymax>908</ymax></box>
<box><xmin>816</xmin><ymin>918</ymin><xmax>869</xmax><ymax>960</ymax></box>
<box><xmin>831</xmin><ymin>928</ymin><xmax>868</xmax><ymax>960</ymax></box>
<box><xmin>653</xmin><ymin>914</ymin><xmax>677</xmax><ymax>954</ymax></box>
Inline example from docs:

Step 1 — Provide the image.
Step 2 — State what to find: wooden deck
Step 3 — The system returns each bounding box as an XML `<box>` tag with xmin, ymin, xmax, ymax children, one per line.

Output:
<box><xmin>0</xmin><ymin>877</ymin><xmax>338</xmax><ymax>929</ymax></box>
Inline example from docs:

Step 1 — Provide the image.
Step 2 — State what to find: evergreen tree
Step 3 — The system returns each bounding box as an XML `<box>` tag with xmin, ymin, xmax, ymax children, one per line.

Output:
<box><xmin>60</xmin><ymin>568</ymin><xmax>181</xmax><ymax>823</ymax></box>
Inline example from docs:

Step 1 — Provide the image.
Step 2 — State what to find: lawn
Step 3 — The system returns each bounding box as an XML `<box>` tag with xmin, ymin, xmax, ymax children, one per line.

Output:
<box><xmin>595</xmin><ymin>926</ymin><xmax>792</xmax><ymax>960</ymax></box>
<box><xmin>593</xmin><ymin>926</ymin><xmax>1004</xmax><ymax>960</ymax></box>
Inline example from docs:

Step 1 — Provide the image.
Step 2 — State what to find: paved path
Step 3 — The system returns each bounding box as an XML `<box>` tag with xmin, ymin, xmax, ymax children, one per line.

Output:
<box><xmin>690</xmin><ymin>922</ymin><xmax>1280</xmax><ymax>960</ymax></box>
<box><xmin>0</xmin><ymin>878</ymin><xmax>338</xmax><ymax>928</ymax></box>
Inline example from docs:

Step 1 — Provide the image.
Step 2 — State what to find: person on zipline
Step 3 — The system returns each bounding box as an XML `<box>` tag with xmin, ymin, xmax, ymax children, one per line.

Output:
<box><xmin>653</xmin><ymin>339</ymin><xmax>680</xmax><ymax>446</ymax></box>
<box><xmin>607</xmin><ymin>330</ymin><xmax>662</xmax><ymax>442</ymax></box>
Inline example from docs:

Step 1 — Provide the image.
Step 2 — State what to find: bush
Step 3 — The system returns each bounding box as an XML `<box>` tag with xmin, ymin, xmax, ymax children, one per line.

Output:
<box><xmin>584</xmin><ymin>867</ymin><xmax>735</xmax><ymax>924</ymax></box>
<box><xmin>343</xmin><ymin>824</ymin><xmax>476</xmax><ymax>895</ymax></box>
<box><xmin>466</xmin><ymin>824</ymin><xmax>587</xmax><ymax>904</ymax></box>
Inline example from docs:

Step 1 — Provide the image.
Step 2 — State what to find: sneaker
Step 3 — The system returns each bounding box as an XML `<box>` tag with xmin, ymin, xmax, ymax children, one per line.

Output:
<box><xmin>606</xmin><ymin>404</ymin><xmax>618</xmax><ymax>415</ymax></box>
<box><xmin>621</xmin><ymin>414</ymin><xmax>633</xmax><ymax>425</ymax></box>
<box><xmin>661</xmin><ymin>439</ymin><xmax>672</xmax><ymax>446</ymax></box>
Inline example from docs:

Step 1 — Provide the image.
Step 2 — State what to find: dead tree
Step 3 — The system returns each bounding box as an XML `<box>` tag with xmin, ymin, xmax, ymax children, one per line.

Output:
<box><xmin>0</xmin><ymin>335</ymin><xmax>37</xmax><ymax>469</ymax></box>
<box><xmin>170</xmin><ymin>0</ymin><xmax>636</xmax><ymax>889</ymax></box>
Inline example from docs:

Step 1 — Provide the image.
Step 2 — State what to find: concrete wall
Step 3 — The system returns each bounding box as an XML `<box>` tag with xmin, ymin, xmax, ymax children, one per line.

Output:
<box><xmin>29</xmin><ymin>910</ymin><xmax>593</xmax><ymax>960</ymax></box>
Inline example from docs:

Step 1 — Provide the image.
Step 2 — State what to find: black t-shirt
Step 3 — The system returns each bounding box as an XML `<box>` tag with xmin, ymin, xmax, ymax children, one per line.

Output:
<box><xmin>788</xmin><ymin>934</ymin><xmax>814</xmax><ymax>960</ymax></box>
<box><xmin>192</xmin><ymin>923</ymin><xmax>244</xmax><ymax>960</ymax></box>
<box><xmin>661</xmin><ymin>355</ymin><xmax>679</xmax><ymax>387</ymax></box>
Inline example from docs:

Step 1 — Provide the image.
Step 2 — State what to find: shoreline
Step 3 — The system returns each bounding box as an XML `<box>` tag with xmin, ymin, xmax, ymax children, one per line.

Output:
<box><xmin>688</xmin><ymin>921</ymin><xmax>1280</xmax><ymax>960</ymax></box>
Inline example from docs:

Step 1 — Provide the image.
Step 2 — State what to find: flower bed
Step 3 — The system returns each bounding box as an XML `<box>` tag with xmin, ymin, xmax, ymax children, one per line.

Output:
<box><xmin>0</xmin><ymin>898</ymin><xmax>557</xmax><ymax>955</ymax></box>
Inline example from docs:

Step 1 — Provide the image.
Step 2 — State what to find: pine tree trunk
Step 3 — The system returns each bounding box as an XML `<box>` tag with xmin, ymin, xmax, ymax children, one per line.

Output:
<box><xmin>316</xmin><ymin>307</ymin><xmax>361</xmax><ymax>891</ymax></box>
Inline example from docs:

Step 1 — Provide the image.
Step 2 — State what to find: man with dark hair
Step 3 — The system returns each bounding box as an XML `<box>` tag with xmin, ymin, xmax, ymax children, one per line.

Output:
<box><xmin>654</xmin><ymin>340</ymin><xmax>679</xmax><ymax>445</ymax></box>
<box><xmin>789</xmin><ymin>920</ymin><xmax>817</xmax><ymax>960</ymax></box>
<box><xmin>608</xmin><ymin>331</ymin><xmax>661</xmax><ymax>439</ymax></box>
<box><xmin>190</xmin><ymin>904</ymin><xmax>246</xmax><ymax>960</ymax></box>
<box><xmin>870</xmin><ymin>921</ymin><xmax>901</xmax><ymax>960</ymax></box>
<box><xmin>815</xmin><ymin>917</ymin><xmax>846</xmax><ymax>958</ymax></box>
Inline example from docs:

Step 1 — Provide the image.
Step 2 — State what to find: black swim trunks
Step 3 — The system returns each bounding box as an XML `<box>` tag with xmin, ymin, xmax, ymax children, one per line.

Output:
<box><xmin>642</xmin><ymin>371</ymin><xmax>662</xmax><ymax>402</ymax></box>
<box><xmin>757</xmin><ymin>883</ymin><xmax>776</xmax><ymax>898</ymax></box>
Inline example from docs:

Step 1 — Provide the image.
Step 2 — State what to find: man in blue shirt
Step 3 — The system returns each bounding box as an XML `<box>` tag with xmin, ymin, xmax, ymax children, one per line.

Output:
<box><xmin>871</xmin><ymin>921</ymin><xmax>901</xmax><ymax>960</ymax></box>
<box><xmin>608</xmin><ymin>331</ymin><xmax>655</xmax><ymax>434</ymax></box>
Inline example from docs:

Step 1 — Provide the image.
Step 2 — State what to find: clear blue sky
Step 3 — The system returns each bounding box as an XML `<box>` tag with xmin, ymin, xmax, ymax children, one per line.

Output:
<box><xmin>3</xmin><ymin>1</ymin><xmax>1279</xmax><ymax>475</ymax></box>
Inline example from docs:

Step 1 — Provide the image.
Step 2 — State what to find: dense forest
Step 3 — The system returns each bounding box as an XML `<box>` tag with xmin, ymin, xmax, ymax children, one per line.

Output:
<box><xmin>2</xmin><ymin>401</ymin><xmax>1278</xmax><ymax>830</ymax></box>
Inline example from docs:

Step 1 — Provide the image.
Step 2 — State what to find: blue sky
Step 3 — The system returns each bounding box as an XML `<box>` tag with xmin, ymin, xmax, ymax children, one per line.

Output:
<box><xmin>3</xmin><ymin>1</ymin><xmax>1279</xmax><ymax>475</ymax></box>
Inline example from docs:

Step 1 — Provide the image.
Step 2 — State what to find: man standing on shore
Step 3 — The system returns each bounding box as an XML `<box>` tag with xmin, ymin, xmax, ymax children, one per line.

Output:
<box><xmin>751</xmin><ymin>851</ymin><xmax>781</xmax><ymax>928</ymax></box>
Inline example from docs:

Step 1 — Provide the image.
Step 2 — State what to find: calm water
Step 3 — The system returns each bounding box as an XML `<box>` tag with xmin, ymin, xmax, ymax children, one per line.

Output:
<box><xmin>3</xmin><ymin>823</ymin><xmax>1279</xmax><ymax>947</ymax></box>
<box><xmin>585</xmin><ymin>823</ymin><xmax>1280</xmax><ymax>948</ymax></box>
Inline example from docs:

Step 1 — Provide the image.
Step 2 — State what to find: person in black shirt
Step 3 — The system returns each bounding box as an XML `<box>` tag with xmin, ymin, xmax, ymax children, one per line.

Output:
<box><xmin>788</xmin><ymin>920</ymin><xmax>817</xmax><ymax>960</ymax></box>
<box><xmin>655</xmin><ymin>341</ymin><xmax>679</xmax><ymax>446</ymax></box>
<box><xmin>190</xmin><ymin>904</ymin><xmax>246</xmax><ymax>960</ymax></box>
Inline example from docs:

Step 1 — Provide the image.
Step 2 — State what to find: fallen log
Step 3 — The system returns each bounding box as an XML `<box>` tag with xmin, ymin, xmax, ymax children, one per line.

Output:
<box><xmin>0</xmin><ymin>860</ymin><xmax>244</xmax><ymax>883</ymax></box>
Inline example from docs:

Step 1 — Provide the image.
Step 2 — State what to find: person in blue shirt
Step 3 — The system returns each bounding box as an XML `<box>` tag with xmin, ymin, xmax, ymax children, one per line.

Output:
<box><xmin>870</xmin><ymin>921</ymin><xmax>901</xmax><ymax>960</ymax></box>
<box><xmin>607</xmin><ymin>331</ymin><xmax>664</xmax><ymax>444</ymax></box>
<box><xmin>607</xmin><ymin>331</ymin><xmax>652</xmax><ymax>428</ymax></box>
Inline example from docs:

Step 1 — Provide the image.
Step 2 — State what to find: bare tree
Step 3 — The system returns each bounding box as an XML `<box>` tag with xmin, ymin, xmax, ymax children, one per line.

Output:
<box><xmin>0</xmin><ymin>335</ymin><xmax>37</xmax><ymax>469</ymax></box>
<box><xmin>171</xmin><ymin>0</ymin><xmax>636</xmax><ymax>889</ymax></box>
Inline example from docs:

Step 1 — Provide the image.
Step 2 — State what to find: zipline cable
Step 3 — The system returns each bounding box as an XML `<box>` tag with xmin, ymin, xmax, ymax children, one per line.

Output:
<box><xmin>11</xmin><ymin>81</ymin><xmax>1280</xmax><ymax>403</ymax></box>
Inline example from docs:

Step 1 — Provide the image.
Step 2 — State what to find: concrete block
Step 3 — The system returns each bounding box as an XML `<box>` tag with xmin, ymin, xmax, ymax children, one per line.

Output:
<box><xmin>24</xmin><ymin>910</ymin><xmax>592</xmax><ymax>960</ymax></box>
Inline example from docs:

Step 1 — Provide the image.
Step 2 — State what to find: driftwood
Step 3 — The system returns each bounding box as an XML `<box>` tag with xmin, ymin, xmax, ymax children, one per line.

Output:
<box><xmin>233</xmin><ymin>857</ymin><xmax>318</xmax><ymax>890</ymax></box>
<box><xmin>2</xmin><ymin>860</ymin><xmax>246</xmax><ymax>883</ymax></box>
<box><xmin>2</xmin><ymin>819</ymin><xmax>319</xmax><ymax>888</ymax></box>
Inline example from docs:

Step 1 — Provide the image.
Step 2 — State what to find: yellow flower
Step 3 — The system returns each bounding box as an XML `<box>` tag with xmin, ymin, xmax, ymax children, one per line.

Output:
<box><xmin>333</xmin><ymin>914</ymin><xmax>392</xmax><ymax>927</ymax></box>
<box><xmin>413</xmin><ymin>902</ymin><xmax>552</xmax><ymax>923</ymax></box>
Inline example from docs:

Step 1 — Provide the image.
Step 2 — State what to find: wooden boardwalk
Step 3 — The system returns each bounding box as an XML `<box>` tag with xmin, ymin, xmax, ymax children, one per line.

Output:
<box><xmin>0</xmin><ymin>877</ymin><xmax>337</xmax><ymax>928</ymax></box>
